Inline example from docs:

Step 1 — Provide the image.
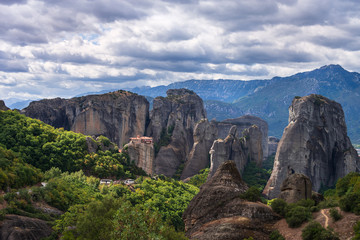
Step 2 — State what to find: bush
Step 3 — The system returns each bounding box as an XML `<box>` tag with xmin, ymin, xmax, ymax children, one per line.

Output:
<box><xmin>270</xmin><ymin>230</ymin><xmax>285</xmax><ymax>240</ymax></box>
<box><xmin>339</xmin><ymin>192</ymin><xmax>360</xmax><ymax>212</ymax></box>
<box><xmin>301</xmin><ymin>221</ymin><xmax>339</xmax><ymax>240</ymax></box>
<box><xmin>297</xmin><ymin>199</ymin><xmax>315</xmax><ymax>208</ymax></box>
<box><xmin>353</xmin><ymin>220</ymin><xmax>360</xmax><ymax>240</ymax></box>
<box><xmin>329</xmin><ymin>208</ymin><xmax>342</xmax><ymax>221</ymax></box>
<box><xmin>240</xmin><ymin>186</ymin><xmax>262</xmax><ymax>202</ymax></box>
<box><xmin>285</xmin><ymin>205</ymin><xmax>311</xmax><ymax>228</ymax></box>
<box><xmin>270</xmin><ymin>198</ymin><xmax>287</xmax><ymax>217</ymax></box>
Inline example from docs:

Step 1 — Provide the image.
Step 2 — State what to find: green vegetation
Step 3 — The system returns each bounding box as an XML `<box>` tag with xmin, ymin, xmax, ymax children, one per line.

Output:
<box><xmin>269</xmin><ymin>199</ymin><xmax>314</xmax><ymax>228</ymax></box>
<box><xmin>0</xmin><ymin>146</ymin><xmax>42</xmax><ymax>191</ymax></box>
<box><xmin>353</xmin><ymin>220</ymin><xmax>360</xmax><ymax>240</ymax></box>
<box><xmin>242</xmin><ymin>161</ymin><xmax>271</xmax><ymax>191</ymax></box>
<box><xmin>329</xmin><ymin>208</ymin><xmax>342</xmax><ymax>221</ymax></box>
<box><xmin>285</xmin><ymin>205</ymin><xmax>312</xmax><ymax>228</ymax></box>
<box><xmin>269</xmin><ymin>230</ymin><xmax>285</xmax><ymax>240</ymax></box>
<box><xmin>154</xmin><ymin>125</ymin><xmax>175</xmax><ymax>154</ymax></box>
<box><xmin>270</xmin><ymin>198</ymin><xmax>287</xmax><ymax>217</ymax></box>
<box><xmin>239</xmin><ymin>186</ymin><xmax>262</xmax><ymax>202</ymax></box>
<box><xmin>301</xmin><ymin>221</ymin><xmax>339</xmax><ymax>240</ymax></box>
<box><xmin>0</xmin><ymin>110</ymin><xmax>145</xmax><ymax>179</ymax></box>
<box><xmin>187</xmin><ymin>168</ymin><xmax>209</xmax><ymax>188</ymax></box>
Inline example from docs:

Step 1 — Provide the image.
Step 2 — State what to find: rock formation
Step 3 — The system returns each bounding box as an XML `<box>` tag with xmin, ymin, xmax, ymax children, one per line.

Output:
<box><xmin>209</xmin><ymin>125</ymin><xmax>263</xmax><ymax>177</ymax></box>
<box><xmin>181</xmin><ymin>119</ymin><xmax>217</xmax><ymax>179</ymax></box>
<box><xmin>217</xmin><ymin>115</ymin><xmax>269</xmax><ymax>159</ymax></box>
<box><xmin>126</xmin><ymin>137</ymin><xmax>155</xmax><ymax>175</ymax></box>
<box><xmin>0</xmin><ymin>214</ymin><xmax>53</xmax><ymax>240</ymax></box>
<box><xmin>147</xmin><ymin>89</ymin><xmax>206</xmax><ymax>177</ymax></box>
<box><xmin>268</xmin><ymin>136</ymin><xmax>280</xmax><ymax>156</ymax></box>
<box><xmin>21</xmin><ymin>90</ymin><xmax>149</xmax><ymax>147</ymax></box>
<box><xmin>183</xmin><ymin>161</ymin><xmax>280</xmax><ymax>240</ymax></box>
<box><xmin>263</xmin><ymin>94</ymin><xmax>360</xmax><ymax>199</ymax></box>
<box><xmin>0</xmin><ymin>100</ymin><xmax>9</xmax><ymax>111</ymax></box>
<box><xmin>278</xmin><ymin>173</ymin><xmax>312</xmax><ymax>203</ymax></box>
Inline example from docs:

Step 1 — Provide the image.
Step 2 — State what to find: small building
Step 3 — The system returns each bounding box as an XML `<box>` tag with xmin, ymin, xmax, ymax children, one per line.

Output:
<box><xmin>124</xmin><ymin>179</ymin><xmax>135</xmax><ymax>185</ymax></box>
<box><xmin>100</xmin><ymin>179</ymin><xmax>113</xmax><ymax>185</ymax></box>
<box><xmin>129</xmin><ymin>135</ymin><xmax>153</xmax><ymax>144</ymax></box>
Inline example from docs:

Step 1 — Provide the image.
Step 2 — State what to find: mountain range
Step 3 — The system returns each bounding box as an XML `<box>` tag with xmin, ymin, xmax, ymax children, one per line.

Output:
<box><xmin>125</xmin><ymin>64</ymin><xmax>360</xmax><ymax>144</ymax></box>
<box><xmin>5</xmin><ymin>64</ymin><xmax>360</xmax><ymax>143</ymax></box>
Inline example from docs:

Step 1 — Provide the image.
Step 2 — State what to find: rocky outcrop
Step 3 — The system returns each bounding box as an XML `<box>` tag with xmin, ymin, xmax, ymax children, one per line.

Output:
<box><xmin>0</xmin><ymin>215</ymin><xmax>52</xmax><ymax>240</ymax></box>
<box><xmin>218</xmin><ymin>115</ymin><xmax>269</xmax><ymax>159</ymax></box>
<box><xmin>209</xmin><ymin>125</ymin><xmax>263</xmax><ymax>177</ymax></box>
<box><xmin>263</xmin><ymin>94</ymin><xmax>360</xmax><ymax>199</ymax></box>
<box><xmin>21</xmin><ymin>90</ymin><xmax>149</xmax><ymax>147</ymax></box>
<box><xmin>126</xmin><ymin>138</ymin><xmax>155</xmax><ymax>175</ymax></box>
<box><xmin>181</xmin><ymin>119</ymin><xmax>217</xmax><ymax>179</ymax></box>
<box><xmin>242</xmin><ymin>125</ymin><xmax>263</xmax><ymax>167</ymax></box>
<box><xmin>0</xmin><ymin>100</ymin><xmax>9</xmax><ymax>111</ymax></box>
<box><xmin>268</xmin><ymin>136</ymin><xmax>280</xmax><ymax>156</ymax></box>
<box><xmin>278</xmin><ymin>173</ymin><xmax>312</xmax><ymax>204</ymax></box>
<box><xmin>147</xmin><ymin>89</ymin><xmax>206</xmax><ymax>177</ymax></box>
<box><xmin>183</xmin><ymin>161</ymin><xmax>280</xmax><ymax>240</ymax></box>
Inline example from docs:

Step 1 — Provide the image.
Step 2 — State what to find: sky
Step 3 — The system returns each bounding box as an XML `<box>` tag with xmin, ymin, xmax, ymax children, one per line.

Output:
<box><xmin>1</xmin><ymin>0</ymin><xmax>360</xmax><ymax>102</ymax></box>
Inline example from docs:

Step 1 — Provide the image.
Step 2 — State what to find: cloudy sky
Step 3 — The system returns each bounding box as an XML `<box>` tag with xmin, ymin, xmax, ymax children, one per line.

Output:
<box><xmin>1</xmin><ymin>0</ymin><xmax>360</xmax><ymax>102</ymax></box>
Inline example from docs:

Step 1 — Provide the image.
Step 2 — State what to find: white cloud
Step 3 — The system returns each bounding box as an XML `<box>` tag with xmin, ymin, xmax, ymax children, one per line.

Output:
<box><xmin>0</xmin><ymin>0</ymin><xmax>360</xmax><ymax>102</ymax></box>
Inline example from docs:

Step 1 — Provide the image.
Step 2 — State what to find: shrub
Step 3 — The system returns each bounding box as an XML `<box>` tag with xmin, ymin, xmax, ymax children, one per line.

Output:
<box><xmin>240</xmin><ymin>186</ymin><xmax>262</xmax><ymax>202</ymax></box>
<box><xmin>297</xmin><ymin>199</ymin><xmax>315</xmax><ymax>208</ymax></box>
<box><xmin>301</xmin><ymin>221</ymin><xmax>339</xmax><ymax>240</ymax></box>
<box><xmin>329</xmin><ymin>208</ymin><xmax>342</xmax><ymax>221</ymax></box>
<box><xmin>270</xmin><ymin>230</ymin><xmax>285</xmax><ymax>240</ymax></box>
<box><xmin>285</xmin><ymin>205</ymin><xmax>311</xmax><ymax>228</ymax></box>
<box><xmin>339</xmin><ymin>192</ymin><xmax>360</xmax><ymax>212</ymax></box>
<box><xmin>353</xmin><ymin>220</ymin><xmax>360</xmax><ymax>240</ymax></box>
<box><xmin>270</xmin><ymin>198</ymin><xmax>287</xmax><ymax>217</ymax></box>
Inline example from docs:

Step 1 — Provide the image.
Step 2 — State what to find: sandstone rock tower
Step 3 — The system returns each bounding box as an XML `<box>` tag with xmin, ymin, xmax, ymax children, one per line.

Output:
<box><xmin>183</xmin><ymin>161</ymin><xmax>279</xmax><ymax>240</ymax></box>
<box><xmin>263</xmin><ymin>94</ymin><xmax>360</xmax><ymax>199</ymax></box>
<box><xmin>22</xmin><ymin>90</ymin><xmax>149</xmax><ymax>147</ymax></box>
<box><xmin>147</xmin><ymin>89</ymin><xmax>206</xmax><ymax>177</ymax></box>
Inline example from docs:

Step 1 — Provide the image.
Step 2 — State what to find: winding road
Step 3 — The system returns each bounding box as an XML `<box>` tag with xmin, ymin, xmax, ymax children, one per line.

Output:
<box><xmin>321</xmin><ymin>209</ymin><xmax>329</xmax><ymax>228</ymax></box>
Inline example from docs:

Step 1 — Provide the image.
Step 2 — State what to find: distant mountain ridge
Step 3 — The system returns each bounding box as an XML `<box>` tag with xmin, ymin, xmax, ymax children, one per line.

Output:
<box><xmin>125</xmin><ymin>65</ymin><xmax>360</xmax><ymax>143</ymax></box>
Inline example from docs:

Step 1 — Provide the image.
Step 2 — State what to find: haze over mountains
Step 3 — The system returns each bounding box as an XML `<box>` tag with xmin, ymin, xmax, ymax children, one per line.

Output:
<box><xmin>5</xmin><ymin>64</ymin><xmax>360</xmax><ymax>143</ymax></box>
<box><xmin>125</xmin><ymin>64</ymin><xmax>360</xmax><ymax>143</ymax></box>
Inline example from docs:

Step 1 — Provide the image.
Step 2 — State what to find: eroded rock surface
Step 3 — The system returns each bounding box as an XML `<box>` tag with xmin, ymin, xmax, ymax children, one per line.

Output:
<box><xmin>278</xmin><ymin>173</ymin><xmax>312</xmax><ymax>204</ymax></box>
<box><xmin>126</xmin><ymin>138</ymin><xmax>155</xmax><ymax>175</ymax></box>
<box><xmin>209</xmin><ymin>125</ymin><xmax>263</xmax><ymax>177</ymax></box>
<box><xmin>263</xmin><ymin>94</ymin><xmax>360</xmax><ymax>199</ymax></box>
<box><xmin>0</xmin><ymin>100</ymin><xmax>9</xmax><ymax>111</ymax></box>
<box><xmin>218</xmin><ymin>115</ymin><xmax>269</xmax><ymax>159</ymax></box>
<box><xmin>21</xmin><ymin>90</ymin><xmax>149</xmax><ymax>147</ymax></box>
<box><xmin>268</xmin><ymin>136</ymin><xmax>280</xmax><ymax>156</ymax></box>
<box><xmin>181</xmin><ymin>119</ymin><xmax>217</xmax><ymax>179</ymax></box>
<box><xmin>147</xmin><ymin>89</ymin><xmax>206</xmax><ymax>177</ymax></box>
<box><xmin>183</xmin><ymin>161</ymin><xmax>280</xmax><ymax>240</ymax></box>
<box><xmin>0</xmin><ymin>215</ymin><xmax>52</xmax><ymax>240</ymax></box>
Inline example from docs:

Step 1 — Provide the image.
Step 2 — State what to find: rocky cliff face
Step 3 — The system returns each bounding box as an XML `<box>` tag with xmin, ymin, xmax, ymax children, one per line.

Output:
<box><xmin>263</xmin><ymin>94</ymin><xmax>360</xmax><ymax>199</ymax></box>
<box><xmin>217</xmin><ymin>116</ymin><xmax>268</xmax><ymax>159</ymax></box>
<box><xmin>126</xmin><ymin>139</ymin><xmax>155</xmax><ymax>175</ymax></box>
<box><xmin>0</xmin><ymin>215</ymin><xmax>53</xmax><ymax>240</ymax></box>
<box><xmin>183</xmin><ymin>161</ymin><xmax>280</xmax><ymax>240</ymax></box>
<box><xmin>209</xmin><ymin>125</ymin><xmax>263</xmax><ymax>177</ymax></box>
<box><xmin>21</xmin><ymin>90</ymin><xmax>149</xmax><ymax>147</ymax></box>
<box><xmin>268</xmin><ymin>136</ymin><xmax>280</xmax><ymax>156</ymax></box>
<box><xmin>278</xmin><ymin>173</ymin><xmax>312</xmax><ymax>204</ymax></box>
<box><xmin>181</xmin><ymin>119</ymin><xmax>217</xmax><ymax>179</ymax></box>
<box><xmin>147</xmin><ymin>89</ymin><xmax>206</xmax><ymax>177</ymax></box>
<box><xmin>0</xmin><ymin>100</ymin><xmax>9</xmax><ymax>111</ymax></box>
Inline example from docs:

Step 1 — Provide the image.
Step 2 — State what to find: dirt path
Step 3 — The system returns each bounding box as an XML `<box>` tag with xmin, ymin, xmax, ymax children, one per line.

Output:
<box><xmin>321</xmin><ymin>209</ymin><xmax>329</xmax><ymax>228</ymax></box>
